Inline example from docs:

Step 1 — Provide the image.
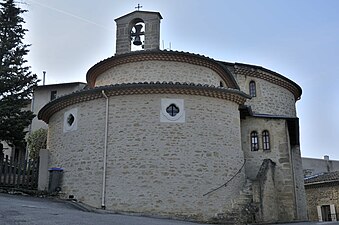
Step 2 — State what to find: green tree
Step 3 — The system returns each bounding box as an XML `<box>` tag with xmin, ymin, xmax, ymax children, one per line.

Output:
<box><xmin>0</xmin><ymin>0</ymin><xmax>38</xmax><ymax>149</ymax></box>
<box><xmin>27</xmin><ymin>128</ymin><xmax>47</xmax><ymax>160</ymax></box>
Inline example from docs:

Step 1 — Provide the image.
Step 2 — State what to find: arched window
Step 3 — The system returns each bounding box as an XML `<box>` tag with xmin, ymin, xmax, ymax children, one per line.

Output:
<box><xmin>262</xmin><ymin>130</ymin><xmax>270</xmax><ymax>151</ymax></box>
<box><xmin>250</xmin><ymin>131</ymin><xmax>259</xmax><ymax>151</ymax></box>
<box><xmin>249</xmin><ymin>81</ymin><xmax>256</xmax><ymax>97</ymax></box>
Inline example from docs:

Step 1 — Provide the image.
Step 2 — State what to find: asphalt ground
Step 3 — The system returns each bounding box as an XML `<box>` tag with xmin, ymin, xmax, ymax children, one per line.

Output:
<box><xmin>0</xmin><ymin>193</ymin><xmax>205</xmax><ymax>225</ymax></box>
<box><xmin>1</xmin><ymin>193</ymin><xmax>338</xmax><ymax>225</ymax></box>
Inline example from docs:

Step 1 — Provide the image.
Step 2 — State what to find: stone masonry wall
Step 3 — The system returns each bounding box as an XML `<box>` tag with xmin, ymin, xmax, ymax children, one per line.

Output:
<box><xmin>47</xmin><ymin>99</ymin><xmax>106</xmax><ymax>206</ymax></box>
<box><xmin>236</xmin><ymin>74</ymin><xmax>296</xmax><ymax>117</ymax></box>
<box><xmin>47</xmin><ymin>93</ymin><xmax>246</xmax><ymax>222</ymax></box>
<box><xmin>254</xmin><ymin>159</ymin><xmax>279</xmax><ymax>222</ymax></box>
<box><xmin>291</xmin><ymin>146</ymin><xmax>308</xmax><ymax>220</ymax></box>
<box><xmin>94</xmin><ymin>61</ymin><xmax>224</xmax><ymax>87</ymax></box>
<box><xmin>115</xmin><ymin>11</ymin><xmax>161</xmax><ymax>55</ymax></box>
<box><xmin>241</xmin><ymin>117</ymin><xmax>297</xmax><ymax>221</ymax></box>
<box><xmin>305</xmin><ymin>184</ymin><xmax>339</xmax><ymax>221</ymax></box>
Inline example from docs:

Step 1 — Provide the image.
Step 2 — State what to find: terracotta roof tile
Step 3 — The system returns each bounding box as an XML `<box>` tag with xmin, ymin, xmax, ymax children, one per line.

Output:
<box><xmin>304</xmin><ymin>171</ymin><xmax>339</xmax><ymax>185</ymax></box>
<box><xmin>38</xmin><ymin>81</ymin><xmax>250</xmax><ymax>123</ymax></box>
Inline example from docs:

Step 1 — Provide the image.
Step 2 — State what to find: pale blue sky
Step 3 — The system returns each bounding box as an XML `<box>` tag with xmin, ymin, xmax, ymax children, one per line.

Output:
<box><xmin>21</xmin><ymin>0</ymin><xmax>339</xmax><ymax>159</ymax></box>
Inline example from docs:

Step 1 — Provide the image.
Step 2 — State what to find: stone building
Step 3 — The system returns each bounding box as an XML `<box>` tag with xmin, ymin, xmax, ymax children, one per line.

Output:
<box><xmin>304</xmin><ymin>171</ymin><xmax>339</xmax><ymax>221</ymax></box>
<box><xmin>38</xmin><ymin>10</ymin><xmax>307</xmax><ymax>224</ymax></box>
<box><xmin>302</xmin><ymin>156</ymin><xmax>339</xmax><ymax>221</ymax></box>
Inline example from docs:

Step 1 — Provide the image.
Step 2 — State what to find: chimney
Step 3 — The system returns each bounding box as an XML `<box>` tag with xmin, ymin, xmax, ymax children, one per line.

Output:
<box><xmin>43</xmin><ymin>71</ymin><xmax>46</xmax><ymax>85</ymax></box>
<box><xmin>324</xmin><ymin>155</ymin><xmax>331</xmax><ymax>172</ymax></box>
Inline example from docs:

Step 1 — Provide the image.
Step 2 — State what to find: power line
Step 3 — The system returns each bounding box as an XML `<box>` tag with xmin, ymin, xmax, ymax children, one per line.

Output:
<box><xmin>27</xmin><ymin>0</ymin><xmax>110</xmax><ymax>31</ymax></box>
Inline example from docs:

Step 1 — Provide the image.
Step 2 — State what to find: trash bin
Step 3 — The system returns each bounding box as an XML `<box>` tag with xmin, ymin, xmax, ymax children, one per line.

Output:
<box><xmin>48</xmin><ymin>167</ymin><xmax>63</xmax><ymax>193</ymax></box>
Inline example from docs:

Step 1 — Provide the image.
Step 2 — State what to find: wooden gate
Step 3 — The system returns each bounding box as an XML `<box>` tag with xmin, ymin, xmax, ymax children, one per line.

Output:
<box><xmin>0</xmin><ymin>155</ymin><xmax>39</xmax><ymax>189</ymax></box>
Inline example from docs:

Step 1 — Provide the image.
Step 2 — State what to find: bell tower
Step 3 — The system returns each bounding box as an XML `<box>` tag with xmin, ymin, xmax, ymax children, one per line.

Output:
<box><xmin>114</xmin><ymin>10</ymin><xmax>162</xmax><ymax>55</ymax></box>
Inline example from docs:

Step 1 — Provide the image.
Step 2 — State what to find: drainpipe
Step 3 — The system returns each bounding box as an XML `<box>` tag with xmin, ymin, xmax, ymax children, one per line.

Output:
<box><xmin>101</xmin><ymin>90</ymin><xmax>109</xmax><ymax>209</ymax></box>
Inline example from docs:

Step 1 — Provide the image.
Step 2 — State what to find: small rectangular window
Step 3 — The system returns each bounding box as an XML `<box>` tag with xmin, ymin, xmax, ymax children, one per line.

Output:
<box><xmin>50</xmin><ymin>90</ymin><xmax>57</xmax><ymax>101</ymax></box>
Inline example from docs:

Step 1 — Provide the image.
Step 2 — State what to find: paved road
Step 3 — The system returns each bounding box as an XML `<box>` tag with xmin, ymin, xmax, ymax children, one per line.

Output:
<box><xmin>1</xmin><ymin>193</ymin><xmax>339</xmax><ymax>225</ymax></box>
<box><xmin>277</xmin><ymin>223</ymin><xmax>339</xmax><ymax>225</ymax></box>
<box><xmin>0</xmin><ymin>193</ymin><xmax>205</xmax><ymax>225</ymax></box>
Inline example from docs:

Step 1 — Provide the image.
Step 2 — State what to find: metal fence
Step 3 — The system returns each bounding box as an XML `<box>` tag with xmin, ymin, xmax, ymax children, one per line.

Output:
<box><xmin>0</xmin><ymin>156</ymin><xmax>39</xmax><ymax>189</ymax></box>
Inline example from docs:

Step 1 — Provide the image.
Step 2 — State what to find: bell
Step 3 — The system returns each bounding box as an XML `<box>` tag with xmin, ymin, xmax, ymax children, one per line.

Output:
<box><xmin>133</xmin><ymin>36</ymin><xmax>142</xmax><ymax>46</ymax></box>
<box><xmin>134</xmin><ymin>24</ymin><xmax>143</xmax><ymax>34</ymax></box>
<box><xmin>132</xmin><ymin>24</ymin><xmax>143</xmax><ymax>46</ymax></box>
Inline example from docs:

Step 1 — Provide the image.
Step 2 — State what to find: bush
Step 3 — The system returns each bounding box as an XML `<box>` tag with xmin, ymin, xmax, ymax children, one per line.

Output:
<box><xmin>27</xmin><ymin>128</ymin><xmax>47</xmax><ymax>160</ymax></box>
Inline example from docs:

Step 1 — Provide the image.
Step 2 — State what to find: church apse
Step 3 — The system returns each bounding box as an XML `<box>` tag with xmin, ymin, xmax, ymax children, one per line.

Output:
<box><xmin>38</xmin><ymin>8</ymin><xmax>307</xmax><ymax>224</ymax></box>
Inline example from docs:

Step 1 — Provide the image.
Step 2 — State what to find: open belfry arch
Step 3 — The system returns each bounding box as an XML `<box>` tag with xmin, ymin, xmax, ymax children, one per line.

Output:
<box><xmin>115</xmin><ymin>10</ymin><xmax>162</xmax><ymax>54</ymax></box>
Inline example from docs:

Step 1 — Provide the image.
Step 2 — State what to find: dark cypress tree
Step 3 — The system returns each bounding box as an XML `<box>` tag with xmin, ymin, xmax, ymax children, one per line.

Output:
<box><xmin>0</xmin><ymin>0</ymin><xmax>37</xmax><ymax>150</ymax></box>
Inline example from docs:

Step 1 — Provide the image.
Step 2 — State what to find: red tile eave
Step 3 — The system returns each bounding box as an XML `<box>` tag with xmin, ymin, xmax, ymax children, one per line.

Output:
<box><xmin>38</xmin><ymin>82</ymin><xmax>249</xmax><ymax>124</ymax></box>
<box><xmin>233</xmin><ymin>65</ymin><xmax>302</xmax><ymax>101</ymax></box>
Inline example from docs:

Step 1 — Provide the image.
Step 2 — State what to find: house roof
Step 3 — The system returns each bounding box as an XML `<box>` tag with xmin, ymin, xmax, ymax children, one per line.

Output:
<box><xmin>34</xmin><ymin>82</ymin><xmax>86</xmax><ymax>90</ymax></box>
<box><xmin>304</xmin><ymin>171</ymin><xmax>339</xmax><ymax>186</ymax></box>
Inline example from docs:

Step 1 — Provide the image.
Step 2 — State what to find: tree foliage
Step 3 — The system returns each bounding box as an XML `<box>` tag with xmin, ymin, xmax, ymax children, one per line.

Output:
<box><xmin>27</xmin><ymin>128</ymin><xmax>47</xmax><ymax>160</ymax></box>
<box><xmin>0</xmin><ymin>0</ymin><xmax>38</xmax><ymax>149</ymax></box>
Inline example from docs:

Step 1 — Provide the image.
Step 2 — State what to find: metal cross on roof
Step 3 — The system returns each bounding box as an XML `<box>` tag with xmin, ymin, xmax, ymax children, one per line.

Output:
<box><xmin>135</xmin><ymin>4</ymin><xmax>142</xmax><ymax>11</ymax></box>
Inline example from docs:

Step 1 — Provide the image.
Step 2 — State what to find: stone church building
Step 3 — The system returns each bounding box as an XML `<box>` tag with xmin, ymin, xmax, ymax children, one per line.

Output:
<box><xmin>38</xmin><ymin>10</ymin><xmax>307</xmax><ymax>224</ymax></box>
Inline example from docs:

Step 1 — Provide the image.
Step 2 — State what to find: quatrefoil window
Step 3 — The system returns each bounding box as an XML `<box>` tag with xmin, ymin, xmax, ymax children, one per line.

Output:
<box><xmin>63</xmin><ymin>108</ymin><xmax>78</xmax><ymax>133</ymax></box>
<box><xmin>166</xmin><ymin>104</ymin><xmax>180</xmax><ymax>117</ymax></box>
<box><xmin>67</xmin><ymin>114</ymin><xmax>75</xmax><ymax>126</ymax></box>
<box><xmin>160</xmin><ymin>99</ymin><xmax>185</xmax><ymax>123</ymax></box>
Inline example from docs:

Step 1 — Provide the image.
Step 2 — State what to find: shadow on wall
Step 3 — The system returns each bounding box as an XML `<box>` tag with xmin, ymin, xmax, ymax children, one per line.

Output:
<box><xmin>253</xmin><ymin>159</ymin><xmax>278</xmax><ymax>223</ymax></box>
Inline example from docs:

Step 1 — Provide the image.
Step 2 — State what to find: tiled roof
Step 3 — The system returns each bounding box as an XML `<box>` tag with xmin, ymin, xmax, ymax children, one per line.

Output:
<box><xmin>86</xmin><ymin>50</ymin><xmax>302</xmax><ymax>100</ymax></box>
<box><xmin>222</xmin><ymin>62</ymin><xmax>302</xmax><ymax>100</ymax></box>
<box><xmin>304</xmin><ymin>171</ymin><xmax>339</xmax><ymax>185</ymax></box>
<box><xmin>34</xmin><ymin>82</ymin><xmax>86</xmax><ymax>90</ymax></box>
